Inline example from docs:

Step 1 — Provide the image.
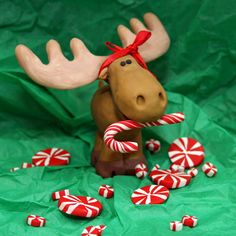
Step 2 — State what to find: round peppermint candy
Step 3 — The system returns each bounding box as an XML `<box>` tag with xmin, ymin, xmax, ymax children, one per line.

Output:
<box><xmin>81</xmin><ymin>225</ymin><xmax>107</xmax><ymax>236</ymax></box>
<box><xmin>131</xmin><ymin>185</ymin><xmax>169</xmax><ymax>205</ymax></box>
<box><xmin>98</xmin><ymin>185</ymin><xmax>114</xmax><ymax>198</ymax></box>
<box><xmin>58</xmin><ymin>195</ymin><xmax>102</xmax><ymax>218</ymax></box>
<box><xmin>135</xmin><ymin>163</ymin><xmax>148</xmax><ymax>179</ymax></box>
<box><xmin>32</xmin><ymin>148</ymin><xmax>70</xmax><ymax>166</ymax></box>
<box><xmin>168</xmin><ymin>137</ymin><xmax>204</xmax><ymax>168</ymax></box>
<box><xmin>26</xmin><ymin>215</ymin><xmax>46</xmax><ymax>227</ymax></box>
<box><xmin>150</xmin><ymin>167</ymin><xmax>192</xmax><ymax>189</ymax></box>
<box><xmin>145</xmin><ymin>139</ymin><xmax>161</xmax><ymax>153</ymax></box>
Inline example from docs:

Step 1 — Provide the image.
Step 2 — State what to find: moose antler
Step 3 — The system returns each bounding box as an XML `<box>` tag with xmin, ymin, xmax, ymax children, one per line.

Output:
<box><xmin>15</xmin><ymin>13</ymin><xmax>170</xmax><ymax>89</ymax></box>
<box><xmin>15</xmin><ymin>39</ymin><xmax>107</xmax><ymax>89</ymax></box>
<box><xmin>117</xmin><ymin>12</ymin><xmax>170</xmax><ymax>62</ymax></box>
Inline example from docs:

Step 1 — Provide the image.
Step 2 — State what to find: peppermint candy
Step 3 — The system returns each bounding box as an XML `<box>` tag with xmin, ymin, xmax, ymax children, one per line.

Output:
<box><xmin>21</xmin><ymin>163</ymin><xmax>35</xmax><ymax>168</ymax></box>
<box><xmin>202</xmin><ymin>162</ymin><xmax>217</xmax><ymax>177</ymax></box>
<box><xmin>170</xmin><ymin>221</ymin><xmax>183</xmax><ymax>231</ymax></box>
<box><xmin>32</xmin><ymin>148</ymin><xmax>70</xmax><ymax>166</ymax></box>
<box><xmin>187</xmin><ymin>168</ymin><xmax>198</xmax><ymax>177</ymax></box>
<box><xmin>145</xmin><ymin>139</ymin><xmax>161</xmax><ymax>153</ymax></box>
<box><xmin>182</xmin><ymin>215</ymin><xmax>198</xmax><ymax>227</ymax></box>
<box><xmin>131</xmin><ymin>185</ymin><xmax>169</xmax><ymax>205</ymax></box>
<box><xmin>26</xmin><ymin>215</ymin><xmax>46</xmax><ymax>227</ymax></box>
<box><xmin>150</xmin><ymin>167</ymin><xmax>192</xmax><ymax>189</ymax></box>
<box><xmin>52</xmin><ymin>189</ymin><xmax>70</xmax><ymax>201</ymax></box>
<box><xmin>104</xmin><ymin>112</ymin><xmax>185</xmax><ymax>153</ymax></box>
<box><xmin>58</xmin><ymin>195</ymin><xmax>102</xmax><ymax>218</ymax></box>
<box><xmin>135</xmin><ymin>163</ymin><xmax>148</xmax><ymax>179</ymax></box>
<box><xmin>81</xmin><ymin>225</ymin><xmax>107</xmax><ymax>236</ymax></box>
<box><xmin>168</xmin><ymin>137</ymin><xmax>204</xmax><ymax>168</ymax></box>
<box><xmin>10</xmin><ymin>167</ymin><xmax>20</xmax><ymax>172</ymax></box>
<box><xmin>170</xmin><ymin>163</ymin><xmax>185</xmax><ymax>172</ymax></box>
<box><xmin>98</xmin><ymin>185</ymin><xmax>114</xmax><ymax>198</ymax></box>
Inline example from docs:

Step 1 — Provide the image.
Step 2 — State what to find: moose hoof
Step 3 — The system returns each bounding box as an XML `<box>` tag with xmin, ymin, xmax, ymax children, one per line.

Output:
<box><xmin>124</xmin><ymin>156</ymin><xmax>148</xmax><ymax>175</ymax></box>
<box><xmin>95</xmin><ymin>160</ymin><xmax>126</xmax><ymax>178</ymax></box>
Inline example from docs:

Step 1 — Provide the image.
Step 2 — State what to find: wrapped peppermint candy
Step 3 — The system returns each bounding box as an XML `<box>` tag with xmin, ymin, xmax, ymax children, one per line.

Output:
<box><xmin>98</xmin><ymin>185</ymin><xmax>114</xmax><ymax>198</ymax></box>
<box><xmin>135</xmin><ymin>163</ymin><xmax>148</xmax><ymax>179</ymax></box>
<box><xmin>52</xmin><ymin>189</ymin><xmax>70</xmax><ymax>201</ymax></box>
<box><xmin>202</xmin><ymin>162</ymin><xmax>217</xmax><ymax>177</ymax></box>
<box><xmin>182</xmin><ymin>215</ymin><xmax>198</xmax><ymax>227</ymax></box>
<box><xmin>145</xmin><ymin>139</ymin><xmax>161</xmax><ymax>153</ymax></box>
<box><xmin>187</xmin><ymin>168</ymin><xmax>198</xmax><ymax>177</ymax></box>
<box><xmin>26</xmin><ymin>215</ymin><xmax>46</xmax><ymax>227</ymax></box>
<box><xmin>170</xmin><ymin>221</ymin><xmax>183</xmax><ymax>231</ymax></box>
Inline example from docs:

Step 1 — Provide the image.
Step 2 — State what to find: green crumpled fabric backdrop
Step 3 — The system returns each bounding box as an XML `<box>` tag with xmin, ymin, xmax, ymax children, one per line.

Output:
<box><xmin>0</xmin><ymin>0</ymin><xmax>235</xmax><ymax>235</ymax></box>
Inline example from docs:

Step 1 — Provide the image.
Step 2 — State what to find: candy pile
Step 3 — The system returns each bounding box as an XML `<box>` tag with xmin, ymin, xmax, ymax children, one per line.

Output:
<box><xmin>170</xmin><ymin>215</ymin><xmax>198</xmax><ymax>231</ymax></box>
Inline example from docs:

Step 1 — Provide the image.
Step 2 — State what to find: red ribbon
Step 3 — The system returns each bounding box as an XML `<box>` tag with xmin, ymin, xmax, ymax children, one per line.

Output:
<box><xmin>98</xmin><ymin>30</ymin><xmax>151</xmax><ymax>78</ymax></box>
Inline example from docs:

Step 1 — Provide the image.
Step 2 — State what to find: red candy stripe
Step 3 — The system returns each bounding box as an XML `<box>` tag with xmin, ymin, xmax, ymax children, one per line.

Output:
<box><xmin>104</xmin><ymin>112</ymin><xmax>185</xmax><ymax>153</ymax></box>
<box><xmin>21</xmin><ymin>163</ymin><xmax>34</xmax><ymax>168</ymax></box>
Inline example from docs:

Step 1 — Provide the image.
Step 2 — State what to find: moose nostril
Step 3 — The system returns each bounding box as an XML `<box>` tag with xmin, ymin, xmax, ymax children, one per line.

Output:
<box><xmin>120</xmin><ymin>61</ymin><xmax>126</xmax><ymax>66</ymax></box>
<box><xmin>158</xmin><ymin>92</ymin><xmax>164</xmax><ymax>100</ymax></box>
<box><xmin>136</xmin><ymin>95</ymin><xmax>145</xmax><ymax>106</ymax></box>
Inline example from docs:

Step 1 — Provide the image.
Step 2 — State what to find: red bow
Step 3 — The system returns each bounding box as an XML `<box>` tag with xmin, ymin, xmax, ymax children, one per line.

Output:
<box><xmin>98</xmin><ymin>30</ymin><xmax>151</xmax><ymax>78</ymax></box>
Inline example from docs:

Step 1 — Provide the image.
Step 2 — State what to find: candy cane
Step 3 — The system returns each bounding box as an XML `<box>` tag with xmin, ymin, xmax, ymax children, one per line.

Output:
<box><xmin>104</xmin><ymin>112</ymin><xmax>184</xmax><ymax>153</ymax></box>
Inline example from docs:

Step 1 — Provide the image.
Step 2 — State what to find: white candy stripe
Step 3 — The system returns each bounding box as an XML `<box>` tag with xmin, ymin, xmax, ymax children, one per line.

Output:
<box><xmin>104</xmin><ymin>112</ymin><xmax>184</xmax><ymax>153</ymax></box>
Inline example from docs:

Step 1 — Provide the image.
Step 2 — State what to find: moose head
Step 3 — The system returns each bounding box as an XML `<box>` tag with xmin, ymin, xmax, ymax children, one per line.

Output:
<box><xmin>15</xmin><ymin>13</ymin><xmax>170</xmax><ymax>177</ymax></box>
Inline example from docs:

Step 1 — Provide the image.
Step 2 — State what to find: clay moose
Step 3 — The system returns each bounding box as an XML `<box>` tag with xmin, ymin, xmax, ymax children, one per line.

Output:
<box><xmin>15</xmin><ymin>13</ymin><xmax>170</xmax><ymax>178</ymax></box>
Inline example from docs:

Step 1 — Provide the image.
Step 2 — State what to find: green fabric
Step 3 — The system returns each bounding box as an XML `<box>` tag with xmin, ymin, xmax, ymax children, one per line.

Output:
<box><xmin>0</xmin><ymin>0</ymin><xmax>235</xmax><ymax>235</ymax></box>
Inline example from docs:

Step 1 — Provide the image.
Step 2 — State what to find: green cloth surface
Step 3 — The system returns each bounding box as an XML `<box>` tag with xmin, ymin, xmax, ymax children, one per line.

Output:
<box><xmin>0</xmin><ymin>0</ymin><xmax>236</xmax><ymax>235</ymax></box>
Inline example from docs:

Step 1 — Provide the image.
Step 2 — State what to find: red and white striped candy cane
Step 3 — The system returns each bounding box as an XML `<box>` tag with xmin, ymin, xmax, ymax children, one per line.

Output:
<box><xmin>104</xmin><ymin>112</ymin><xmax>185</xmax><ymax>153</ymax></box>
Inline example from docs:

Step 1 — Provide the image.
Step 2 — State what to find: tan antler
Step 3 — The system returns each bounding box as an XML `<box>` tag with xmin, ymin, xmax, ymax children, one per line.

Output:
<box><xmin>117</xmin><ymin>12</ymin><xmax>170</xmax><ymax>62</ymax></box>
<box><xmin>15</xmin><ymin>39</ymin><xmax>107</xmax><ymax>89</ymax></box>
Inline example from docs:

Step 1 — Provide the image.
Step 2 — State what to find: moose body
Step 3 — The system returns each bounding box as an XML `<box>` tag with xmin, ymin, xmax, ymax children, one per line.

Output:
<box><xmin>15</xmin><ymin>13</ymin><xmax>170</xmax><ymax>178</ymax></box>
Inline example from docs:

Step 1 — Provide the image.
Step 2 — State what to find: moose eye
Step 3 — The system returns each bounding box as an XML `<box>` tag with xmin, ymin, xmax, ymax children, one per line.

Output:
<box><xmin>126</xmin><ymin>59</ymin><xmax>132</xmax><ymax>64</ymax></box>
<box><xmin>120</xmin><ymin>61</ymin><xmax>126</xmax><ymax>66</ymax></box>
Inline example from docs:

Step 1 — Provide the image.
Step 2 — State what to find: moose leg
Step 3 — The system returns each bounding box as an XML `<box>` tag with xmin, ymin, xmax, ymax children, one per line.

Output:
<box><xmin>91</xmin><ymin>132</ymin><xmax>103</xmax><ymax>166</ymax></box>
<box><xmin>124</xmin><ymin>133</ymin><xmax>148</xmax><ymax>175</ymax></box>
<box><xmin>94</xmin><ymin>135</ymin><xmax>126</xmax><ymax>178</ymax></box>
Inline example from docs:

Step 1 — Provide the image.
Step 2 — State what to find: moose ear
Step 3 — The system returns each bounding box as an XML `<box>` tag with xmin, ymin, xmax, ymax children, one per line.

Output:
<box><xmin>98</xmin><ymin>67</ymin><xmax>109</xmax><ymax>80</ymax></box>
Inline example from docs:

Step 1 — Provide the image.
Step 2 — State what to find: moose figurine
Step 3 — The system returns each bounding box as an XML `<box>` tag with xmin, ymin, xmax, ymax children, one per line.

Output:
<box><xmin>15</xmin><ymin>13</ymin><xmax>170</xmax><ymax>178</ymax></box>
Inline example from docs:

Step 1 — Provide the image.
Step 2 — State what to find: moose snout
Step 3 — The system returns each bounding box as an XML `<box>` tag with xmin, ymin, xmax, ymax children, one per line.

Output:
<box><xmin>132</xmin><ymin>87</ymin><xmax>167</xmax><ymax>122</ymax></box>
<box><xmin>136</xmin><ymin>90</ymin><xmax>166</xmax><ymax>107</ymax></box>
